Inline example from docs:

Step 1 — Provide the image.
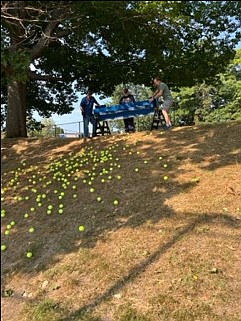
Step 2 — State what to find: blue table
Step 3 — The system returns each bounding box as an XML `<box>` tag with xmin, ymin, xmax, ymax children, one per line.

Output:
<box><xmin>94</xmin><ymin>100</ymin><xmax>156</xmax><ymax>121</ymax></box>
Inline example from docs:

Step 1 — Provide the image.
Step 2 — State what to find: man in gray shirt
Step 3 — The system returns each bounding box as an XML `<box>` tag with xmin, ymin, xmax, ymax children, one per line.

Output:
<box><xmin>149</xmin><ymin>76</ymin><xmax>174</xmax><ymax>130</ymax></box>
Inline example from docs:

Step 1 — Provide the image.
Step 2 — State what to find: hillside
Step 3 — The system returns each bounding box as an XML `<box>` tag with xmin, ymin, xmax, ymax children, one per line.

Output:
<box><xmin>1</xmin><ymin>122</ymin><xmax>241</xmax><ymax>321</ymax></box>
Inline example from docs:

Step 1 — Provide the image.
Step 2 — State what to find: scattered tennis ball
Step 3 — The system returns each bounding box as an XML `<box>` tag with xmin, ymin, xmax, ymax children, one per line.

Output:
<box><xmin>29</xmin><ymin>227</ymin><xmax>35</xmax><ymax>233</ymax></box>
<box><xmin>97</xmin><ymin>196</ymin><xmax>102</xmax><ymax>202</ymax></box>
<box><xmin>90</xmin><ymin>188</ymin><xmax>95</xmax><ymax>193</ymax></box>
<box><xmin>58</xmin><ymin>209</ymin><xmax>64</xmax><ymax>214</ymax></box>
<box><xmin>5</xmin><ymin>230</ymin><xmax>10</xmax><ymax>235</ymax></box>
<box><xmin>113</xmin><ymin>200</ymin><xmax>119</xmax><ymax>205</ymax></box>
<box><xmin>24</xmin><ymin>213</ymin><xmax>29</xmax><ymax>218</ymax></box>
<box><xmin>73</xmin><ymin>194</ymin><xmax>77</xmax><ymax>198</ymax></box>
<box><xmin>1</xmin><ymin>245</ymin><xmax>7</xmax><ymax>251</ymax></box>
<box><xmin>144</xmin><ymin>160</ymin><xmax>148</xmax><ymax>164</ymax></box>
<box><xmin>6</xmin><ymin>225</ymin><xmax>12</xmax><ymax>229</ymax></box>
<box><xmin>159</xmin><ymin>156</ymin><xmax>163</xmax><ymax>160</ymax></box>
<box><xmin>163</xmin><ymin>175</ymin><xmax>169</xmax><ymax>180</ymax></box>
<box><xmin>26</xmin><ymin>252</ymin><xmax>33</xmax><ymax>258</ymax></box>
<box><xmin>10</xmin><ymin>221</ymin><xmax>16</xmax><ymax>226</ymax></box>
<box><xmin>47</xmin><ymin>210</ymin><xmax>52</xmax><ymax>215</ymax></box>
<box><xmin>59</xmin><ymin>204</ymin><xmax>64</xmax><ymax>209</ymax></box>
<box><xmin>79</xmin><ymin>225</ymin><xmax>85</xmax><ymax>232</ymax></box>
<box><xmin>163</xmin><ymin>164</ymin><xmax>168</xmax><ymax>168</ymax></box>
<box><xmin>30</xmin><ymin>207</ymin><xmax>35</xmax><ymax>212</ymax></box>
<box><xmin>135</xmin><ymin>168</ymin><xmax>139</xmax><ymax>172</ymax></box>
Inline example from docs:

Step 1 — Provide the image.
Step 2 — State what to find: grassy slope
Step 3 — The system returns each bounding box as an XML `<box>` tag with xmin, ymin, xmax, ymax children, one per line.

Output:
<box><xmin>1</xmin><ymin>122</ymin><xmax>241</xmax><ymax>321</ymax></box>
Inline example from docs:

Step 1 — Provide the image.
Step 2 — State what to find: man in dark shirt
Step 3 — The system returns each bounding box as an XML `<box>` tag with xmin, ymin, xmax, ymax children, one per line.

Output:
<box><xmin>80</xmin><ymin>90</ymin><xmax>100</xmax><ymax>138</ymax></box>
<box><xmin>119</xmin><ymin>88</ymin><xmax>135</xmax><ymax>132</ymax></box>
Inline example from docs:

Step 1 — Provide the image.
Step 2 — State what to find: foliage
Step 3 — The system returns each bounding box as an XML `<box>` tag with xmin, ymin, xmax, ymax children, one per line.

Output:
<box><xmin>27</xmin><ymin>118</ymin><xmax>64</xmax><ymax>137</ymax></box>
<box><xmin>172</xmin><ymin>49</ymin><xmax>241</xmax><ymax>125</ymax></box>
<box><xmin>1</xmin><ymin>1</ymin><xmax>241</xmax><ymax>136</ymax></box>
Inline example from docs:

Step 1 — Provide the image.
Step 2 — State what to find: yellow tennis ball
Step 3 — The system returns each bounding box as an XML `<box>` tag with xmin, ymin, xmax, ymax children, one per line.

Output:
<box><xmin>79</xmin><ymin>225</ymin><xmax>85</xmax><ymax>232</ymax></box>
<box><xmin>26</xmin><ymin>252</ymin><xmax>33</xmax><ymax>258</ymax></box>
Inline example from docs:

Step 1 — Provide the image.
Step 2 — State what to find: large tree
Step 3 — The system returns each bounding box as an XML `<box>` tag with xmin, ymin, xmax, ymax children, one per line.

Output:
<box><xmin>1</xmin><ymin>1</ymin><xmax>241</xmax><ymax>137</ymax></box>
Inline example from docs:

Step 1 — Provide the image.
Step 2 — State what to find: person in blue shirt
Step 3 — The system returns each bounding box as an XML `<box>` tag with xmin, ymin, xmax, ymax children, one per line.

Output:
<box><xmin>80</xmin><ymin>90</ymin><xmax>100</xmax><ymax>138</ymax></box>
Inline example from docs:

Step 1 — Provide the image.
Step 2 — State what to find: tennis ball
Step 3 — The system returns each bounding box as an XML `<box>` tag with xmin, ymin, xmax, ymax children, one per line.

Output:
<box><xmin>5</xmin><ymin>230</ymin><xmax>10</xmax><ymax>236</ymax></box>
<box><xmin>58</xmin><ymin>209</ymin><xmax>64</xmax><ymax>214</ymax></box>
<box><xmin>79</xmin><ymin>225</ymin><xmax>85</xmax><ymax>232</ymax></box>
<box><xmin>163</xmin><ymin>175</ymin><xmax>169</xmax><ymax>180</ymax></box>
<box><xmin>24</xmin><ymin>213</ymin><xmax>29</xmax><ymax>218</ymax></box>
<box><xmin>73</xmin><ymin>194</ymin><xmax>77</xmax><ymax>198</ymax></box>
<box><xmin>26</xmin><ymin>252</ymin><xmax>33</xmax><ymax>258</ymax></box>
<box><xmin>90</xmin><ymin>188</ymin><xmax>95</xmax><ymax>193</ymax></box>
<box><xmin>29</xmin><ymin>227</ymin><xmax>35</xmax><ymax>233</ymax></box>
<box><xmin>113</xmin><ymin>200</ymin><xmax>119</xmax><ymax>205</ymax></box>
<box><xmin>163</xmin><ymin>164</ymin><xmax>168</xmax><ymax>168</ymax></box>
<box><xmin>135</xmin><ymin>168</ymin><xmax>139</xmax><ymax>172</ymax></box>
<box><xmin>10</xmin><ymin>221</ymin><xmax>16</xmax><ymax>226</ymax></box>
<box><xmin>97</xmin><ymin>197</ymin><xmax>102</xmax><ymax>202</ymax></box>
<box><xmin>1</xmin><ymin>245</ymin><xmax>7</xmax><ymax>251</ymax></box>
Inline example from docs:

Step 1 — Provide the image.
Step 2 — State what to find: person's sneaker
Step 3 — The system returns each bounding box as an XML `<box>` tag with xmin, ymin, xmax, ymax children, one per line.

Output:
<box><xmin>164</xmin><ymin>124</ymin><xmax>172</xmax><ymax>130</ymax></box>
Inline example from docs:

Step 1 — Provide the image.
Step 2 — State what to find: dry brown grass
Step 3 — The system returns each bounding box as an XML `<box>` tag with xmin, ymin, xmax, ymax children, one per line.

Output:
<box><xmin>1</xmin><ymin>121</ymin><xmax>241</xmax><ymax>321</ymax></box>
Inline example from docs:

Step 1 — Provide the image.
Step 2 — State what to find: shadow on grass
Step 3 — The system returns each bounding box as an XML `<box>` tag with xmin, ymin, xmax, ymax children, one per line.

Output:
<box><xmin>58</xmin><ymin>212</ymin><xmax>240</xmax><ymax>320</ymax></box>
<box><xmin>1</xmin><ymin>121</ymin><xmax>241</xmax><ymax>319</ymax></box>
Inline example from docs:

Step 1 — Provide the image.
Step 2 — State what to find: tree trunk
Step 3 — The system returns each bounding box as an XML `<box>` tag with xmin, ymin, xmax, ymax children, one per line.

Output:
<box><xmin>6</xmin><ymin>81</ymin><xmax>27</xmax><ymax>138</ymax></box>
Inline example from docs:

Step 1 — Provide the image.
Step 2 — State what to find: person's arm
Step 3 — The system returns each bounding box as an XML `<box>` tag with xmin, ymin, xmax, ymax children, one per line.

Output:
<box><xmin>80</xmin><ymin>98</ymin><xmax>85</xmax><ymax>113</ymax></box>
<box><xmin>93</xmin><ymin>97</ymin><xmax>100</xmax><ymax>107</ymax></box>
<box><xmin>153</xmin><ymin>89</ymin><xmax>163</xmax><ymax>100</ymax></box>
<box><xmin>150</xmin><ymin>88</ymin><xmax>164</xmax><ymax>100</ymax></box>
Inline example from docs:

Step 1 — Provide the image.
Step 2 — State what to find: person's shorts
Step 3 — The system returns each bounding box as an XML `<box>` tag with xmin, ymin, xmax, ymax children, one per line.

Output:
<box><xmin>161</xmin><ymin>99</ymin><xmax>173</xmax><ymax>111</ymax></box>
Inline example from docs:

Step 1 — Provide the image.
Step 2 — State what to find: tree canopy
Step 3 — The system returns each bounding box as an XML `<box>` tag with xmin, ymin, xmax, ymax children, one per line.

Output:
<box><xmin>1</xmin><ymin>1</ymin><xmax>241</xmax><ymax>137</ymax></box>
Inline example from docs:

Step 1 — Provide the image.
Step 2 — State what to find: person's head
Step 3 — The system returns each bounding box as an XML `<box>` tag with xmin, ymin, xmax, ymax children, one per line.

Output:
<box><xmin>86</xmin><ymin>90</ymin><xmax>93</xmax><ymax>97</ymax></box>
<box><xmin>123</xmin><ymin>88</ymin><xmax>129</xmax><ymax>96</ymax></box>
<box><xmin>153</xmin><ymin>76</ymin><xmax>161</xmax><ymax>87</ymax></box>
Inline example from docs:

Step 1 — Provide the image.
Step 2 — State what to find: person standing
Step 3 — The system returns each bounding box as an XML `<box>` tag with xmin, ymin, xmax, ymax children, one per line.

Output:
<box><xmin>119</xmin><ymin>88</ymin><xmax>136</xmax><ymax>132</ymax></box>
<box><xmin>149</xmin><ymin>76</ymin><xmax>174</xmax><ymax>130</ymax></box>
<box><xmin>80</xmin><ymin>90</ymin><xmax>100</xmax><ymax>138</ymax></box>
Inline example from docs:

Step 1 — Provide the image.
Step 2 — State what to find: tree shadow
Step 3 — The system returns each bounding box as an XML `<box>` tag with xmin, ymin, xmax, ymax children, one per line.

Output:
<box><xmin>1</xmin><ymin>121</ymin><xmax>240</xmax><ymax>316</ymax></box>
<box><xmin>58</xmin><ymin>211</ymin><xmax>240</xmax><ymax>320</ymax></box>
